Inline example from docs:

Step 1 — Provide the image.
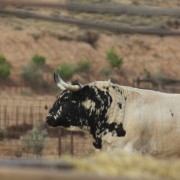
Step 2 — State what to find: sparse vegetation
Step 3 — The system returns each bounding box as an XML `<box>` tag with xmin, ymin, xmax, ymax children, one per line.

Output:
<box><xmin>0</xmin><ymin>55</ymin><xmax>6</xmax><ymax>64</ymax></box>
<box><xmin>0</xmin><ymin>55</ymin><xmax>11</xmax><ymax>80</ymax></box>
<box><xmin>76</xmin><ymin>58</ymin><xmax>91</xmax><ymax>72</ymax></box>
<box><xmin>106</xmin><ymin>47</ymin><xmax>123</xmax><ymax>69</ymax></box>
<box><xmin>20</xmin><ymin>122</ymin><xmax>47</xmax><ymax>156</ymax></box>
<box><xmin>32</xmin><ymin>54</ymin><xmax>46</xmax><ymax>67</ymax></box>
<box><xmin>56</xmin><ymin>63</ymin><xmax>76</xmax><ymax>80</ymax></box>
<box><xmin>56</xmin><ymin>58</ymin><xmax>91</xmax><ymax>79</ymax></box>
<box><xmin>99</xmin><ymin>66</ymin><xmax>111</xmax><ymax>77</ymax></box>
<box><xmin>30</xmin><ymin>33</ymin><xmax>41</xmax><ymax>40</ymax></box>
<box><xmin>21</xmin><ymin>54</ymin><xmax>47</xmax><ymax>90</ymax></box>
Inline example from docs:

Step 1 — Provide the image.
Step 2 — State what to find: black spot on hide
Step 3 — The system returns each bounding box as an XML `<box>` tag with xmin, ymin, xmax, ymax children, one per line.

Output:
<box><xmin>170</xmin><ymin>109</ymin><xmax>174</xmax><ymax>117</ymax></box>
<box><xmin>116</xmin><ymin>123</ymin><xmax>126</xmax><ymax>137</ymax></box>
<box><xmin>93</xmin><ymin>138</ymin><xmax>102</xmax><ymax>149</ymax></box>
<box><xmin>117</xmin><ymin>102</ymin><xmax>122</xmax><ymax>109</ymax></box>
<box><xmin>107</xmin><ymin>122</ymin><xmax>126</xmax><ymax>137</ymax></box>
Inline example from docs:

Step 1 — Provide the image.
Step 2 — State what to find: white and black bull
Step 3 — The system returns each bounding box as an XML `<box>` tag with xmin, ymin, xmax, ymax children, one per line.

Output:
<box><xmin>46</xmin><ymin>72</ymin><xmax>180</xmax><ymax>157</ymax></box>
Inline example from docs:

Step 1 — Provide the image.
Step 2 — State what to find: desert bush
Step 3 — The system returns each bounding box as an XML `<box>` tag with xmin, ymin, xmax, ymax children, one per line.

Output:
<box><xmin>106</xmin><ymin>47</ymin><xmax>123</xmax><ymax>69</ymax></box>
<box><xmin>20</xmin><ymin>122</ymin><xmax>47</xmax><ymax>156</ymax></box>
<box><xmin>32</xmin><ymin>54</ymin><xmax>46</xmax><ymax>67</ymax></box>
<box><xmin>0</xmin><ymin>55</ymin><xmax>11</xmax><ymax>79</ymax></box>
<box><xmin>0</xmin><ymin>55</ymin><xmax>6</xmax><ymax>64</ymax></box>
<box><xmin>99</xmin><ymin>66</ymin><xmax>111</xmax><ymax>77</ymax></box>
<box><xmin>76</xmin><ymin>58</ymin><xmax>91</xmax><ymax>72</ymax></box>
<box><xmin>0</xmin><ymin>63</ymin><xmax>11</xmax><ymax>79</ymax></box>
<box><xmin>21</xmin><ymin>63</ymin><xmax>46</xmax><ymax>89</ymax></box>
<box><xmin>21</xmin><ymin>54</ymin><xmax>48</xmax><ymax>90</ymax></box>
<box><xmin>56</xmin><ymin>63</ymin><xmax>76</xmax><ymax>80</ymax></box>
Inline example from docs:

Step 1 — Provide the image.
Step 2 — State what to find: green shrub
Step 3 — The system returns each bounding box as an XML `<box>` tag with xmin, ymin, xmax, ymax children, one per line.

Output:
<box><xmin>0</xmin><ymin>55</ymin><xmax>6</xmax><ymax>64</ymax></box>
<box><xmin>21</xmin><ymin>63</ymin><xmax>46</xmax><ymax>90</ymax></box>
<box><xmin>20</xmin><ymin>122</ymin><xmax>47</xmax><ymax>156</ymax></box>
<box><xmin>76</xmin><ymin>58</ymin><xmax>91</xmax><ymax>72</ymax></box>
<box><xmin>32</xmin><ymin>54</ymin><xmax>46</xmax><ymax>67</ymax></box>
<box><xmin>106</xmin><ymin>47</ymin><xmax>123</xmax><ymax>69</ymax></box>
<box><xmin>0</xmin><ymin>55</ymin><xmax>11</xmax><ymax>79</ymax></box>
<box><xmin>21</xmin><ymin>54</ymin><xmax>47</xmax><ymax>90</ymax></box>
<box><xmin>56</xmin><ymin>63</ymin><xmax>76</xmax><ymax>80</ymax></box>
<box><xmin>0</xmin><ymin>63</ymin><xmax>11</xmax><ymax>79</ymax></box>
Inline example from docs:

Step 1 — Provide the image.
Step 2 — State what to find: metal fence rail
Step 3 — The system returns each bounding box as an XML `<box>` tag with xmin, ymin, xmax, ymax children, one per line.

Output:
<box><xmin>133</xmin><ymin>77</ymin><xmax>180</xmax><ymax>93</ymax></box>
<box><xmin>1</xmin><ymin>1</ymin><xmax>180</xmax><ymax>17</ymax></box>
<box><xmin>0</xmin><ymin>96</ymin><xmax>93</xmax><ymax>158</ymax></box>
<box><xmin>0</xmin><ymin>8</ymin><xmax>180</xmax><ymax>36</ymax></box>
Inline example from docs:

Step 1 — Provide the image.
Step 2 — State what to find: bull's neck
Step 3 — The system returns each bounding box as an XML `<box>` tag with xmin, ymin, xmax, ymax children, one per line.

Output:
<box><xmin>85</xmin><ymin>84</ymin><xmax>134</xmax><ymax>149</ymax></box>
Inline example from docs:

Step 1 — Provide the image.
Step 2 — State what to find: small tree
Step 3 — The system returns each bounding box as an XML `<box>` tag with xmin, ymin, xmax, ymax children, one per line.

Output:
<box><xmin>20</xmin><ymin>122</ymin><xmax>47</xmax><ymax>156</ymax></box>
<box><xmin>106</xmin><ymin>47</ymin><xmax>123</xmax><ymax>69</ymax></box>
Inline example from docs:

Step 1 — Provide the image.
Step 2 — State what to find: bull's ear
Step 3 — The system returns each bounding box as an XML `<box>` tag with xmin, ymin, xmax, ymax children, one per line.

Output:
<box><xmin>54</xmin><ymin>71</ymin><xmax>82</xmax><ymax>92</ymax></box>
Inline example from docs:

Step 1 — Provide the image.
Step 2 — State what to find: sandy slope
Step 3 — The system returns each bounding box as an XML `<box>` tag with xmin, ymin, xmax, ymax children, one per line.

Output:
<box><xmin>0</xmin><ymin>0</ymin><xmax>179</xmax><ymax>87</ymax></box>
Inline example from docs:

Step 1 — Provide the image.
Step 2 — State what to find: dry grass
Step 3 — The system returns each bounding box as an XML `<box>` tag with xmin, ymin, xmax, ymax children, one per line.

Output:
<box><xmin>66</xmin><ymin>151</ymin><xmax>180</xmax><ymax>179</ymax></box>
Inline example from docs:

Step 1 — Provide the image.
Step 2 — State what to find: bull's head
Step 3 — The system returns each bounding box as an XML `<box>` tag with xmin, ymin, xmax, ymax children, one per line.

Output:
<box><xmin>46</xmin><ymin>72</ymin><xmax>126</xmax><ymax>149</ymax></box>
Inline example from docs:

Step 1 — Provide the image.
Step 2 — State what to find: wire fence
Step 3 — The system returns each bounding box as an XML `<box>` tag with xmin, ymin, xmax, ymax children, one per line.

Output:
<box><xmin>0</xmin><ymin>79</ymin><xmax>179</xmax><ymax>159</ymax></box>
<box><xmin>133</xmin><ymin>77</ymin><xmax>180</xmax><ymax>93</ymax></box>
<box><xmin>0</xmin><ymin>96</ymin><xmax>93</xmax><ymax>159</ymax></box>
<box><xmin>0</xmin><ymin>0</ymin><xmax>179</xmax><ymax>160</ymax></box>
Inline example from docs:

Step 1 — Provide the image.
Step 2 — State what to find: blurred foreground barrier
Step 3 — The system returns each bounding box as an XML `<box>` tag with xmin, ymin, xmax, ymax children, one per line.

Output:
<box><xmin>0</xmin><ymin>159</ymin><xmax>134</xmax><ymax>180</ymax></box>
<box><xmin>0</xmin><ymin>154</ymin><xmax>178</xmax><ymax>180</ymax></box>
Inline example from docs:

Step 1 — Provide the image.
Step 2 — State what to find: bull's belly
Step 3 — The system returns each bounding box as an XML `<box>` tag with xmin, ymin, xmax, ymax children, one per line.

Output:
<box><xmin>150</xmin><ymin>130</ymin><xmax>180</xmax><ymax>157</ymax></box>
<box><xmin>101</xmin><ymin>130</ymin><xmax>180</xmax><ymax>157</ymax></box>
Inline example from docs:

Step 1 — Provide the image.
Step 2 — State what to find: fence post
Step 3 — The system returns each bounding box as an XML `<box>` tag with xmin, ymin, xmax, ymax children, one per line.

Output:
<box><xmin>4</xmin><ymin>105</ymin><xmax>8</xmax><ymax>128</ymax></box>
<box><xmin>58</xmin><ymin>128</ymin><xmax>62</xmax><ymax>156</ymax></box>
<box><xmin>30</xmin><ymin>106</ymin><xmax>33</xmax><ymax>125</ymax></box>
<box><xmin>15</xmin><ymin>106</ymin><xmax>19</xmax><ymax>126</ymax></box>
<box><xmin>70</xmin><ymin>132</ymin><xmax>74</xmax><ymax>155</ymax></box>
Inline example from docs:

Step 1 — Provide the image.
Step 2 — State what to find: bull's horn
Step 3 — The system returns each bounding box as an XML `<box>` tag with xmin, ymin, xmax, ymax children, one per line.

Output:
<box><xmin>54</xmin><ymin>72</ymin><xmax>65</xmax><ymax>90</ymax></box>
<box><xmin>54</xmin><ymin>71</ymin><xmax>81</xmax><ymax>91</ymax></box>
